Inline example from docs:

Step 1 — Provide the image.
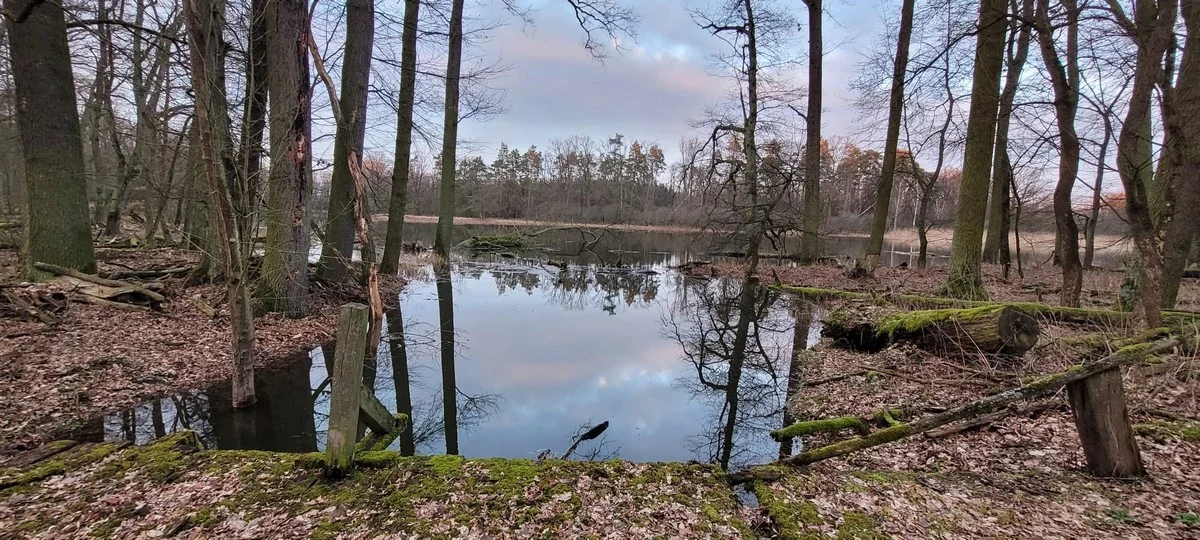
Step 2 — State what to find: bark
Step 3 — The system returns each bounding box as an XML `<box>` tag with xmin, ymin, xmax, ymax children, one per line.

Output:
<box><xmin>1036</xmin><ymin>0</ymin><xmax>1084</xmax><ymax>307</ymax></box>
<box><xmin>317</xmin><ymin>0</ymin><xmax>375</xmax><ymax>282</ymax></box>
<box><xmin>238</xmin><ymin>0</ymin><xmax>268</xmax><ymax>263</ymax></box>
<box><xmin>183</xmin><ymin>0</ymin><xmax>256</xmax><ymax>407</ymax></box>
<box><xmin>433</xmin><ymin>0</ymin><xmax>465</xmax><ymax>258</ymax></box>
<box><xmin>1107</xmin><ymin>0</ymin><xmax>1176</xmax><ymax>328</ymax></box>
<box><xmin>943</xmin><ymin>0</ymin><xmax>1007</xmax><ymax>300</ymax></box>
<box><xmin>983</xmin><ymin>0</ymin><xmax>1033</xmax><ymax>263</ymax></box>
<box><xmin>260</xmin><ymin>0</ymin><xmax>313</xmax><ymax>316</ymax></box>
<box><xmin>799</xmin><ymin>0</ymin><xmax>823</xmax><ymax>263</ymax></box>
<box><xmin>1067</xmin><ymin>369</ymin><xmax>1145</xmax><ymax>477</ymax></box>
<box><xmin>821</xmin><ymin>305</ymin><xmax>1040</xmax><ymax>356</ymax></box>
<box><xmin>379</xmin><ymin>0</ymin><xmax>421</xmax><ymax>275</ymax></box>
<box><xmin>864</xmin><ymin>0</ymin><xmax>916</xmax><ymax>270</ymax></box>
<box><xmin>1161</xmin><ymin>0</ymin><xmax>1200</xmax><ymax>308</ymax></box>
<box><xmin>5</xmin><ymin>0</ymin><xmax>97</xmax><ymax>277</ymax></box>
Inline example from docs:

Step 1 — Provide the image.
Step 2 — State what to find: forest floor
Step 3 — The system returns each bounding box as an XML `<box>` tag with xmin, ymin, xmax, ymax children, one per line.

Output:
<box><xmin>698</xmin><ymin>260</ymin><xmax>1200</xmax><ymax>538</ymax></box>
<box><xmin>2</xmin><ymin>247</ymin><xmax>1198</xmax><ymax>538</ymax></box>
<box><xmin>0</xmin><ymin>247</ymin><xmax>398</xmax><ymax>457</ymax></box>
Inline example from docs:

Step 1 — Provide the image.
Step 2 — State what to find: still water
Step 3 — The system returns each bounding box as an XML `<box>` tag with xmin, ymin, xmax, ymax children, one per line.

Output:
<box><xmin>92</xmin><ymin>224</ymin><xmax>1069</xmax><ymax>468</ymax></box>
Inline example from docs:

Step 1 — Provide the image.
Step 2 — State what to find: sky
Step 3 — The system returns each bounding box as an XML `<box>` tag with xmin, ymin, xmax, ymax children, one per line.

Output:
<box><xmin>362</xmin><ymin>0</ymin><xmax>890</xmax><ymax>166</ymax></box>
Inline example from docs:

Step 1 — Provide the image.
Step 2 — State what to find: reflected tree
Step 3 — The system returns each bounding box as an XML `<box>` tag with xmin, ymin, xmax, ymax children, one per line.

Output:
<box><xmin>436</xmin><ymin>264</ymin><xmax>459</xmax><ymax>454</ymax></box>
<box><xmin>778</xmin><ymin>299</ymin><xmax>815</xmax><ymax>457</ymax></box>
<box><xmin>386</xmin><ymin>307</ymin><xmax>416</xmax><ymax>455</ymax></box>
<box><xmin>666</xmin><ymin>277</ymin><xmax>789</xmax><ymax>468</ymax></box>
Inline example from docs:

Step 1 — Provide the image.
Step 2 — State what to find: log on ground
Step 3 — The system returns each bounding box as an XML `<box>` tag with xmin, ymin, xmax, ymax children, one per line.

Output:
<box><xmin>822</xmin><ymin>305</ymin><xmax>1040</xmax><ymax>356</ymax></box>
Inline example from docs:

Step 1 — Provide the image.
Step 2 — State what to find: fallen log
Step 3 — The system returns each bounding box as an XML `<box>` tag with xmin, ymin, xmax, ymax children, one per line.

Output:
<box><xmin>822</xmin><ymin>305</ymin><xmax>1040</xmax><ymax>356</ymax></box>
<box><xmin>779</xmin><ymin>337</ymin><xmax>1181</xmax><ymax>467</ymax></box>
<box><xmin>772</xmin><ymin>284</ymin><xmax>1197</xmax><ymax>327</ymax></box>
<box><xmin>35</xmin><ymin>262</ymin><xmax>166</xmax><ymax>305</ymax></box>
<box><xmin>105</xmin><ymin>266</ymin><xmax>192</xmax><ymax>280</ymax></box>
<box><xmin>771</xmin><ymin>409</ymin><xmax>905</xmax><ymax>441</ymax></box>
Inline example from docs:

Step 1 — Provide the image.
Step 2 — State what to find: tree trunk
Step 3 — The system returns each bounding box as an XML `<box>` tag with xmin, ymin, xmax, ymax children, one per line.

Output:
<box><xmin>379</xmin><ymin>0</ymin><xmax>421</xmax><ymax>275</ymax></box>
<box><xmin>260</xmin><ymin>0</ymin><xmax>313</xmax><ymax>316</ymax></box>
<box><xmin>5</xmin><ymin>0</ymin><xmax>97</xmax><ymax>278</ymax></box>
<box><xmin>184</xmin><ymin>0</ymin><xmax>256</xmax><ymax>407</ymax></box>
<box><xmin>433</xmin><ymin>0</ymin><xmax>465</xmax><ymax>258</ymax></box>
<box><xmin>1111</xmin><ymin>0</ymin><xmax>1175</xmax><ymax>328</ymax></box>
<box><xmin>1067</xmin><ymin>369</ymin><xmax>1145</xmax><ymax>477</ymax></box>
<box><xmin>799</xmin><ymin>0</ymin><xmax>823</xmax><ymax>263</ymax></box>
<box><xmin>822</xmin><ymin>305</ymin><xmax>1040</xmax><ymax>356</ymax></box>
<box><xmin>943</xmin><ymin>0</ymin><xmax>1007</xmax><ymax>300</ymax></box>
<box><xmin>317</xmin><ymin>0</ymin><xmax>374</xmax><ymax>283</ymax></box>
<box><xmin>1036</xmin><ymin>0</ymin><xmax>1084</xmax><ymax>307</ymax></box>
<box><xmin>864</xmin><ymin>0</ymin><xmax>915</xmax><ymax>270</ymax></box>
<box><xmin>1083</xmin><ymin>119</ymin><xmax>1111</xmax><ymax>269</ymax></box>
<box><xmin>238</xmin><ymin>0</ymin><xmax>268</xmax><ymax>263</ymax></box>
<box><xmin>983</xmin><ymin>0</ymin><xmax>1033</xmax><ymax>263</ymax></box>
<box><xmin>1161</xmin><ymin>0</ymin><xmax>1200</xmax><ymax>308</ymax></box>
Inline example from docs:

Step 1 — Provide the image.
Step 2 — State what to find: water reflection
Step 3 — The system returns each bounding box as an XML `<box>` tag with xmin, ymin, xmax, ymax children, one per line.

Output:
<box><xmin>436</xmin><ymin>263</ymin><xmax>459</xmax><ymax>455</ymax></box>
<box><xmin>97</xmin><ymin>261</ymin><xmax>828</xmax><ymax>469</ymax></box>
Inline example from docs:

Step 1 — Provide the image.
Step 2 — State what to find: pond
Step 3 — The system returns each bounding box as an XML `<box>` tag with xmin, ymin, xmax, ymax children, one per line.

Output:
<box><xmin>86</xmin><ymin>223</ymin><xmax>1103</xmax><ymax>469</ymax></box>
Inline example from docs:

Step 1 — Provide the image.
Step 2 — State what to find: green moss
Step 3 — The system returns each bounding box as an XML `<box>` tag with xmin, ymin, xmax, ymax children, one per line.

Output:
<box><xmin>430</xmin><ymin>454</ymin><xmax>465</xmax><ymax>476</ymax></box>
<box><xmin>836</xmin><ymin>511</ymin><xmax>887</xmax><ymax>539</ymax></box>
<box><xmin>772</xmin><ymin>416</ymin><xmax>870</xmax><ymax>440</ymax></box>
<box><xmin>753</xmin><ymin>482</ymin><xmax>825</xmax><ymax>540</ymax></box>
<box><xmin>96</xmin><ymin>432</ymin><xmax>199</xmax><ymax>484</ymax></box>
<box><xmin>1175</xmin><ymin>511</ymin><xmax>1199</xmax><ymax>528</ymax></box>
<box><xmin>1107</xmin><ymin>508</ymin><xmax>1136</xmax><ymax>524</ymax></box>
<box><xmin>190</xmin><ymin>507</ymin><xmax>219</xmax><ymax>527</ymax></box>
<box><xmin>1134</xmin><ymin>421</ymin><xmax>1200</xmax><ymax>441</ymax></box>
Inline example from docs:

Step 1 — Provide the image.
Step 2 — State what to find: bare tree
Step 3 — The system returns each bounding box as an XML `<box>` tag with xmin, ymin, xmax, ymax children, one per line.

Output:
<box><xmin>944</xmin><ymin>0</ymin><xmax>1008</xmax><ymax>299</ymax></box>
<box><xmin>864</xmin><ymin>0</ymin><xmax>916</xmax><ymax>270</ymax></box>
<box><xmin>1035</xmin><ymin>0</ymin><xmax>1084</xmax><ymax>306</ymax></box>
<box><xmin>379</xmin><ymin>0</ymin><xmax>420</xmax><ymax>275</ymax></box>
<box><xmin>798</xmin><ymin>0</ymin><xmax>822</xmax><ymax>262</ymax></box>
<box><xmin>260</xmin><ymin>0</ymin><xmax>314</xmax><ymax>315</ymax></box>
<box><xmin>183</xmin><ymin>0</ymin><xmax>256</xmax><ymax>407</ymax></box>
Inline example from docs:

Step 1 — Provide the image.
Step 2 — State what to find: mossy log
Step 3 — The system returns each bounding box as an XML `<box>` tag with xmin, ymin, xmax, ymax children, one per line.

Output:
<box><xmin>770</xmin><ymin>417</ymin><xmax>870</xmax><ymax>440</ymax></box>
<box><xmin>773</xmin><ymin>284</ymin><xmax>1198</xmax><ymax>327</ymax></box>
<box><xmin>779</xmin><ymin>337</ymin><xmax>1181</xmax><ymax>468</ymax></box>
<box><xmin>822</xmin><ymin>305</ymin><xmax>1040</xmax><ymax>355</ymax></box>
<box><xmin>771</xmin><ymin>409</ymin><xmax>905</xmax><ymax>441</ymax></box>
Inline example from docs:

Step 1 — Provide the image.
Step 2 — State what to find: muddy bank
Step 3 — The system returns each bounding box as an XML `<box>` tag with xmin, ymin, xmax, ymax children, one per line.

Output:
<box><xmin>0</xmin><ymin>248</ymin><xmax>392</xmax><ymax>456</ymax></box>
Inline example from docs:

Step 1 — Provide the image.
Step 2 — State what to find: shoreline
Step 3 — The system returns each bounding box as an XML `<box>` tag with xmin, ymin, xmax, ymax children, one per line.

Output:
<box><xmin>390</xmin><ymin>215</ymin><xmax>1132</xmax><ymax>255</ymax></box>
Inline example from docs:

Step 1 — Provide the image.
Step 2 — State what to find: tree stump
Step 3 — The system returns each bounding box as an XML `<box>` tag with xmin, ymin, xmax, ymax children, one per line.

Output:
<box><xmin>1067</xmin><ymin>368</ymin><xmax>1145</xmax><ymax>477</ymax></box>
<box><xmin>823</xmin><ymin>305</ymin><xmax>1040</xmax><ymax>356</ymax></box>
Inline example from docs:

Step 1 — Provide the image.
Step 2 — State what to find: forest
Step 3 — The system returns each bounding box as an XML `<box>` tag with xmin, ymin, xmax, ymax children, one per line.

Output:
<box><xmin>0</xmin><ymin>0</ymin><xmax>1198</xmax><ymax>537</ymax></box>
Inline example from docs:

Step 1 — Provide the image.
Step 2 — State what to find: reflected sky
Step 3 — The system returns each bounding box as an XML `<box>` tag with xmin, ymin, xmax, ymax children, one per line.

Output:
<box><xmin>96</xmin><ymin>253</ymin><xmax>825</xmax><ymax>468</ymax></box>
